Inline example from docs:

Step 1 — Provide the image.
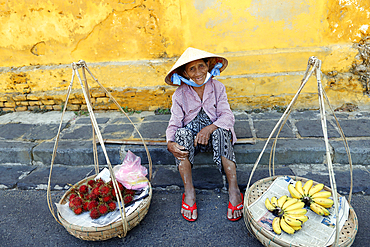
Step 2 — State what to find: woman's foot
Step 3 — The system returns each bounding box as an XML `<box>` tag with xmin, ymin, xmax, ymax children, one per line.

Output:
<box><xmin>227</xmin><ymin>189</ymin><xmax>243</xmax><ymax>220</ymax></box>
<box><xmin>181</xmin><ymin>192</ymin><xmax>197</xmax><ymax>221</ymax></box>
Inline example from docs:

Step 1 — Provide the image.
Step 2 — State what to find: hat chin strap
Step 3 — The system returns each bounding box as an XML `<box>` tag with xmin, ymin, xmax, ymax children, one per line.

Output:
<box><xmin>171</xmin><ymin>62</ymin><xmax>222</xmax><ymax>87</ymax></box>
<box><xmin>171</xmin><ymin>72</ymin><xmax>211</xmax><ymax>87</ymax></box>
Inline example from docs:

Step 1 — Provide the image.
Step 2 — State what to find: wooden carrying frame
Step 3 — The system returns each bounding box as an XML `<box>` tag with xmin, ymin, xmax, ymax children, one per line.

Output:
<box><xmin>243</xmin><ymin>57</ymin><xmax>358</xmax><ymax>247</ymax></box>
<box><xmin>46</xmin><ymin>60</ymin><xmax>153</xmax><ymax>240</ymax></box>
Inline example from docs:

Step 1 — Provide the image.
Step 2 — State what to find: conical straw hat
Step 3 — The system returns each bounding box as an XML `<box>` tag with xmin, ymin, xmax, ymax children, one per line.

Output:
<box><xmin>164</xmin><ymin>47</ymin><xmax>228</xmax><ymax>85</ymax></box>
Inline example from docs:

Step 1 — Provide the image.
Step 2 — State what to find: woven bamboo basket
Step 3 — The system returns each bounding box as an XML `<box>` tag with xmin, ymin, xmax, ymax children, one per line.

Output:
<box><xmin>243</xmin><ymin>57</ymin><xmax>358</xmax><ymax>247</ymax></box>
<box><xmin>244</xmin><ymin>176</ymin><xmax>358</xmax><ymax>247</ymax></box>
<box><xmin>57</xmin><ymin>175</ymin><xmax>152</xmax><ymax>241</ymax></box>
<box><xmin>47</xmin><ymin>61</ymin><xmax>154</xmax><ymax>241</ymax></box>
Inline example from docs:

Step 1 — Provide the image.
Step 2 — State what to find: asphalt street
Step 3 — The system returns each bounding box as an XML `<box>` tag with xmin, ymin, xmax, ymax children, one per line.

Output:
<box><xmin>0</xmin><ymin>189</ymin><xmax>369</xmax><ymax>247</ymax></box>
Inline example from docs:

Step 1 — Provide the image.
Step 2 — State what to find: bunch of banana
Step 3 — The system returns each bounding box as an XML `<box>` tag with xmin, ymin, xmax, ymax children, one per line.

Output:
<box><xmin>288</xmin><ymin>179</ymin><xmax>333</xmax><ymax>216</ymax></box>
<box><xmin>265</xmin><ymin>195</ymin><xmax>308</xmax><ymax>235</ymax></box>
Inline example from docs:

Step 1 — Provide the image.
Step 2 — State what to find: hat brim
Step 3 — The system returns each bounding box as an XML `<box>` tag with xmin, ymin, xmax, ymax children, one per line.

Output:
<box><xmin>164</xmin><ymin>47</ymin><xmax>228</xmax><ymax>86</ymax></box>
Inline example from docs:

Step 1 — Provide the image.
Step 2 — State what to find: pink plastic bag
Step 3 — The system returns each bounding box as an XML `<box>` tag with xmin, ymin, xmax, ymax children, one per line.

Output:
<box><xmin>115</xmin><ymin>150</ymin><xmax>148</xmax><ymax>190</ymax></box>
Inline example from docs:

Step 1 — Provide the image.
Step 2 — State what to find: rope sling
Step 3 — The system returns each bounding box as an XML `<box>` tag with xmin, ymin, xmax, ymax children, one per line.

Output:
<box><xmin>46</xmin><ymin>60</ymin><xmax>153</xmax><ymax>239</ymax></box>
<box><xmin>243</xmin><ymin>56</ymin><xmax>354</xmax><ymax>247</ymax></box>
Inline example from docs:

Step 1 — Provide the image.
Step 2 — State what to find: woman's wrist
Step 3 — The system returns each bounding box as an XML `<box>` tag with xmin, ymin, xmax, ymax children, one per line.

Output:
<box><xmin>167</xmin><ymin>141</ymin><xmax>176</xmax><ymax>151</ymax></box>
<box><xmin>209</xmin><ymin>124</ymin><xmax>218</xmax><ymax>132</ymax></box>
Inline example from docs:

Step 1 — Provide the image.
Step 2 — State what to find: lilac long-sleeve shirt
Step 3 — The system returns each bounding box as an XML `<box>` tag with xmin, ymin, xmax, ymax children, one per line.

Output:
<box><xmin>166</xmin><ymin>78</ymin><xmax>237</xmax><ymax>144</ymax></box>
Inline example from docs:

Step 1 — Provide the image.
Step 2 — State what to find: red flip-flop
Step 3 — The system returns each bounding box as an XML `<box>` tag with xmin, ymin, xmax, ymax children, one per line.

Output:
<box><xmin>181</xmin><ymin>193</ymin><xmax>197</xmax><ymax>222</ymax></box>
<box><xmin>227</xmin><ymin>193</ymin><xmax>243</xmax><ymax>221</ymax></box>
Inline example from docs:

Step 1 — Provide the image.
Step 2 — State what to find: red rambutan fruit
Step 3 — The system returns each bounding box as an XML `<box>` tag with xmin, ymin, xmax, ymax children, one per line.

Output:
<box><xmin>90</xmin><ymin>208</ymin><xmax>100</xmax><ymax>219</ymax></box>
<box><xmin>87</xmin><ymin>179</ymin><xmax>96</xmax><ymax>187</ymax></box>
<box><xmin>118</xmin><ymin>182</ymin><xmax>124</xmax><ymax>191</ymax></box>
<box><xmin>88</xmin><ymin>191</ymin><xmax>98</xmax><ymax>200</ymax></box>
<box><xmin>87</xmin><ymin>200</ymin><xmax>99</xmax><ymax>211</ymax></box>
<box><xmin>112</xmin><ymin>188</ymin><xmax>117</xmax><ymax>198</ymax></box>
<box><xmin>98</xmin><ymin>203</ymin><xmax>109</xmax><ymax>215</ymax></box>
<box><xmin>69</xmin><ymin>193</ymin><xmax>77</xmax><ymax>201</ymax></box>
<box><xmin>70</xmin><ymin>197</ymin><xmax>83</xmax><ymax>208</ymax></box>
<box><xmin>92</xmin><ymin>186</ymin><xmax>100</xmax><ymax>196</ymax></box>
<box><xmin>102</xmin><ymin>195</ymin><xmax>113</xmax><ymax>203</ymax></box>
<box><xmin>108</xmin><ymin>201</ymin><xmax>117</xmax><ymax>211</ymax></box>
<box><xmin>95</xmin><ymin>179</ymin><xmax>104</xmax><ymax>187</ymax></box>
<box><xmin>74</xmin><ymin>207</ymin><xmax>83</xmax><ymax>215</ymax></box>
<box><xmin>108</xmin><ymin>180</ymin><xmax>113</xmax><ymax>187</ymax></box>
<box><xmin>80</xmin><ymin>193</ymin><xmax>87</xmax><ymax>200</ymax></box>
<box><xmin>83</xmin><ymin>201</ymin><xmax>89</xmax><ymax>211</ymax></box>
<box><xmin>79</xmin><ymin>185</ymin><xmax>89</xmax><ymax>194</ymax></box>
<box><xmin>100</xmin><ymin>185</ymin><xmax>111</xmax><ymax>197</ymax></box>
<box><xmin>123</xmin><ymin>194</ymin><xmax>133</xmax><ymax>205</ymax></box>
<box><xmin>125</xmin><ymin>189</ymin><xmax>135</xmax><ymax>196</ymax></box>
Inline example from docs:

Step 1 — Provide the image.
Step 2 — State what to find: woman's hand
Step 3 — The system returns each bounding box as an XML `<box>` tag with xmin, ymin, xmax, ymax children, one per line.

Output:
<box><xmin>194</xmin><ymin>124</ymin><xmax>218</xmax><ymax>147</ymax></box>
<box><xmin>167</xmin><ymin>141</ymin><xmax>189</xmax><ymax>161</ymax></box>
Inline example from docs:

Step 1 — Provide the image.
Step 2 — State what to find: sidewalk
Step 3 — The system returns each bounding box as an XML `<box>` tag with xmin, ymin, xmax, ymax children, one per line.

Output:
<box><xmin>0</xmin><ymin>109</ymin><xmax>370</xmax><ymax>194</ymax></box>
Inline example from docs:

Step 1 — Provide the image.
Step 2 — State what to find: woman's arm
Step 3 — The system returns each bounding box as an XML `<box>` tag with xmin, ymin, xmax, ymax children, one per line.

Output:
<box><xmin>166</xmin><ymin>90</ymin><xmax>185</xmax><ymax>143</ymax></box>
<box><xmin>212</xmin><ymin>81</ymin><xmax>235</xmax><ymax>131</ymax></box>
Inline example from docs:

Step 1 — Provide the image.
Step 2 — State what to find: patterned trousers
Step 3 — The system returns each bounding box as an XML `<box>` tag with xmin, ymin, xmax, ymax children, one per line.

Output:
<box><xmin>174</xmin><ymin>108</ymin><xmax>236</xmax><ymax>173</ymax></box>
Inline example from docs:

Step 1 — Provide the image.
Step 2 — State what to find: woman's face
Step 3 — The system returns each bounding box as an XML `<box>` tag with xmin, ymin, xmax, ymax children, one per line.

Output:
<box><xmin>184</xmin><ymin>59</ymin><xmax>209</xmax><ymax>85</ymax></box>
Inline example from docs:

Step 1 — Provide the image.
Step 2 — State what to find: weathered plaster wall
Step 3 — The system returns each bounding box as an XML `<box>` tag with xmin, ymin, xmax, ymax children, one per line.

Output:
<box><xmin>0</xmin><ymin>0</ymin><xmax>369</xmax><ymax>112</ymax></box>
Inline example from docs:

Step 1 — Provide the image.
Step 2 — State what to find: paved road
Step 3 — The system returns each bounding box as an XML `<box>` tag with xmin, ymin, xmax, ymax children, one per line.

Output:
<box><xmin>0</xmin><ymin>189</ymin><xmax>368</xmax><ymax>247</ymax></box>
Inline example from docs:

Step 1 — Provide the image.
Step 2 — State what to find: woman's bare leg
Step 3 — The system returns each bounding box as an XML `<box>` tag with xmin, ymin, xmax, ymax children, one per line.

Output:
<box><xmin>221</xmin><ymin>156</ymin><xmax>242</xmax><ymax>220</ymax></box>
<box><xmin>179</xmin><ymin>158</ymin><xmax>197</xmax><ymax>220</ymax></box>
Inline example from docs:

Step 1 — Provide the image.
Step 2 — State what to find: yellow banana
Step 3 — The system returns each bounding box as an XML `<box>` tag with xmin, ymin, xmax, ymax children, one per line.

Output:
<box><xmin>284</xmin><ymin>201</ymin><xmax>305</xmax><ymax>212</ymax></box>
<box><xmin>277</xmin><ymin>195</ymin><xmax>287</xmax><ymax>208</ymax></box>
<box><xmin>313</xmin><ymin>198</ymin><xmax>334</xmax><ymax>208</ymax></box>
<box><xmin>311</xmin><ymin>191</ymin><xmax>331</xmax><ymax>199</ymax></box>
<box><xmin>272</xmin><ymin>217</ymin><xmax>281</xmax><ymax>235</ymax></box>
<box><xmin>310</xmin><ymin>202</ymin><xmax>330</xmax><ymax>216</ymax></box>
<box><xmin>283</xmin><ymin>215</ymin><xmax>302</xmax><ymax>227</ymax></box>
<box><xmin>303</xmin><ymin>180</ymin><xmax>313</xmax><ymax>195</ymax></box>
<box><xmin>265</xmin><ymin>198</ymin><xmax>276</xmax><ymax>211</ymax></box>
<box><xmin>295</xmin><ymin>181</ymin><xmax>305</xmax><ymax>196</ymax></box>
<box><xmin>280</xmin><ymin>217</ymin><xmax>295</xmax><ymax>234</ymax></box>
<box><xmin>271</xmin><ymin>196</ymin><xmax>278</xmax><ymax>208</ymax></box>
<box><xmin>288</xmin><ymin>214</ymin><xmax>308</xmax><ymax>223</ymax></box>
<box><xmin>288</xmin><ymin>184</ymin><xmax>302</xmax><ymax>199</ymax></box>
<box><xmin>291</xmin><ymin>225</ymin><xmax>302</xmax><ymax>231</ymax></box>
<box><xmin>322</xmin><ymin>207</ymin><xmax>330</xmax><ymax>216</ymax></box>
<box><xmin>282</xmin><ymin>198</ymin><xmax>299</xmax><ymax>210</ymax></box>
<box><xmin>308</xmin><ymin>183</ymin><xmax>325</xmax><ymax>196</ymax></box>
<box><xmin>285</xmin><ymin>208</ymin><xmax>307</xmax><ymax>216</ymax></box>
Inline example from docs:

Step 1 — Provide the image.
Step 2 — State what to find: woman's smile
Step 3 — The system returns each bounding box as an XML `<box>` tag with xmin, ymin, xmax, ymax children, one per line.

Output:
<box><xmin>184</xmin><ymin>59</ymin><xmax>209</xmax><ymax>85</ymax></box>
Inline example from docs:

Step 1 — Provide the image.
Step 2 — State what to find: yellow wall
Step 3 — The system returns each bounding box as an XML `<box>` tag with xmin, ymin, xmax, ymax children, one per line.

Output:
<box><xmin>1</xmin><ymin>0</ymin><xmax>370</xmax><ymax>112</ymax></box>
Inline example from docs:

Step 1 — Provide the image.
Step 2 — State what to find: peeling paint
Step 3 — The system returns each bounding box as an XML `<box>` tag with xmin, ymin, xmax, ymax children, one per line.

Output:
<box><xmin>193</xmin><ymin>0</ymin><xmax>221</xmax><ymax>14</ymax></box>
<box><xmin>326</xmin><ymin>0</ymin><xmax>370</xmax><ymax>42</ymax></box>
<box><xmin>248</xmin><ymin>0</ymin><xmax>310</xmax><ymax>28</ymax></box>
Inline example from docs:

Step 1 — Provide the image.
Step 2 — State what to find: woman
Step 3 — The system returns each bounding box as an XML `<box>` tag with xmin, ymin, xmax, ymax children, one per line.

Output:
<box><xmin>165</xmin><ymin>47</ymin><xmax>243</xmax><ymax>222</ymax></box>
